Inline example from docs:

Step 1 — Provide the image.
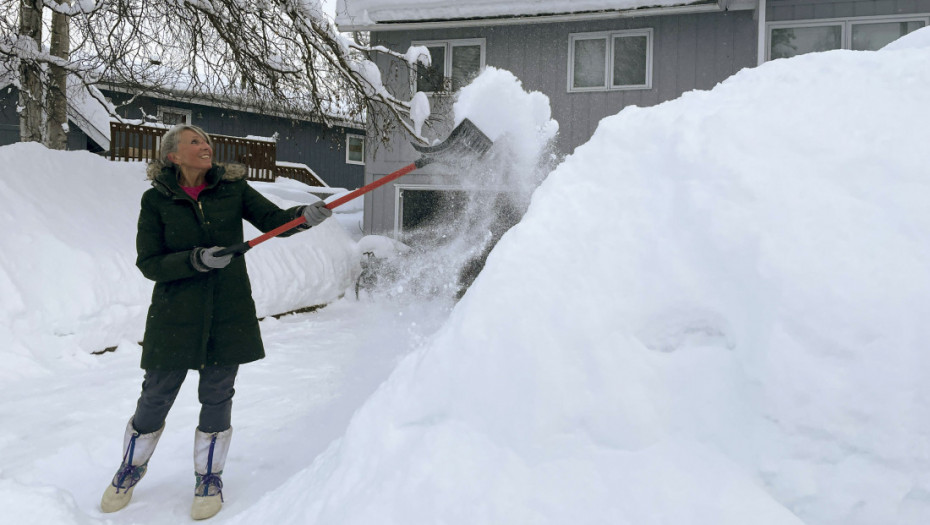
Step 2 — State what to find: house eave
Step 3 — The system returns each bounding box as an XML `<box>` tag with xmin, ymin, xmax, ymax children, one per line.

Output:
<box><xmin>337</xmin><ymin>1</ymin><xmax>729</xmax><ymax>32</ymax></box>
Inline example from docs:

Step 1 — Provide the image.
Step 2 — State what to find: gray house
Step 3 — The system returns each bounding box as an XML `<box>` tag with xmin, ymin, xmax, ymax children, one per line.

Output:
<box><xmin>335</xmin><ymin>0</ymin><xmax>929</xmax><ymax>240</ymax></box>
<box><xmin>0</xmin><ymin>83</ymin><xmax>367</xmax><ymax>190</ymax></box>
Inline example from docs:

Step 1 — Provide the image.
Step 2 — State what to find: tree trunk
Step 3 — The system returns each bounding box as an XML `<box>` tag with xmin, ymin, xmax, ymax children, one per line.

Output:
<box><xmin>17</xmin><ymin>0</ymin><xmax>44</xmax><ymax>144</ymax></box>
<box><xmin>47</xmin><ymin>2</ymin><xmax>71</xmax><ymax>150</ymax></box>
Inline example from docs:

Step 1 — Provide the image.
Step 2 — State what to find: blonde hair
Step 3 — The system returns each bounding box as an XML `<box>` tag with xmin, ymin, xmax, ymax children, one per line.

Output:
<box><xmin>158</xmin><ymin>124</ymin><xmax>213</xmax><ymax>168</ymax></box>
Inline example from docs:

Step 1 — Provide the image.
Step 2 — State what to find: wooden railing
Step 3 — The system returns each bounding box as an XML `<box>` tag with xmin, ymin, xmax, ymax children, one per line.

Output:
<box><xmin>109</xmin><ymin>122</ymin><xmax>163</xmax><ymax>163</ymax></box>
<box><xmin>275</xmin><ymin>163</ymin><xmax>327</xmax><ymax>187</ymax></box>
<box><xmin>109</xmin><ymin>122</ymin><xmax>277</xmax><ymax>181</ymax></box>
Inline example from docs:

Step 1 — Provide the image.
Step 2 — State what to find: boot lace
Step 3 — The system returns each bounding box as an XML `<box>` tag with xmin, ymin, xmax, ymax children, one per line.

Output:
<box><xmin>113</xmin><ymin>432</ymin><xmax>144</xmax><ymax>493</ymax></box>
<box><xmin>197</xmin><ymin>473</ymin><xmax>224</xmax><ymax>502</ymax></box>
<box><xmin>196</xmin><ymin>433</ymin><xmax>224</xmax><ymax>502</ymax></box>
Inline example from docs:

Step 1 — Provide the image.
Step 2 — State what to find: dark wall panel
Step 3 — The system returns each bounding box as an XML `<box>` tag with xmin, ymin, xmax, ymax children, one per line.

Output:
<box><xmin>0</xmin><ymin>87</ymin><xmax>20</xmax><ymax>144</ymax></box>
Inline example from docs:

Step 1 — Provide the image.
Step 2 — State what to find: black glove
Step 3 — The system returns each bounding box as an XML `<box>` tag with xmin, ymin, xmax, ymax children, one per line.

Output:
<box><xmin>191</xmin><ymin>246</ymin><xmax>233</xmax><ymax>272</ymax></box>
<box><xmin>301</xmin><ymin>201</ymin><xmax>332</xmax><ymax>227</ymax></box>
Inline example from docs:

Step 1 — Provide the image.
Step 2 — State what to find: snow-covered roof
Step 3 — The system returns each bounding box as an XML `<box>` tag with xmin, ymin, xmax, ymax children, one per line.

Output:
<box><xmin>335</xmin><ymin>0</ymin><xmax>726</xmax><ymax>30</ymax></box>
<box><xmin>0</xmin><ymin>71</ymin><xmax>113</xmax><ymax>150</ymax></box>
<box><xmin>66</xmin><ymin>78</ymin><xmax>113</xmax><ymax>151</ymax></box>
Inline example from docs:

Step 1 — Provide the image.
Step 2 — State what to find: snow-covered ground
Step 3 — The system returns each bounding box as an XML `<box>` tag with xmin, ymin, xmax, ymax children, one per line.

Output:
<box><xmin>2</xmin><ymin>27</ymin><xmax>930</xmax><ymax>525</ymax></box>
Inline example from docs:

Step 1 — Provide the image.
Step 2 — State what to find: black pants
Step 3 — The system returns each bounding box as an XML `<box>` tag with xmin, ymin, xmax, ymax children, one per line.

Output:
<box><xmin>132</xmin><ymin>365</ymin><xmax>238</xmax><ymax>434</ymax></box>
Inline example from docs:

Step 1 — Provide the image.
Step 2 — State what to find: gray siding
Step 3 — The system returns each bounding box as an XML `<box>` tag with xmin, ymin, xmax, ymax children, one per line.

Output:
<box><xmin>362</xmin><ymin>9</ymin><xmax>759</xmax><ymax>235</ymax></box>
<box><xmin>373</xmin><ymin>10</ymin><xmax>757</xmax><ymax>156</ymax></box>
<box><xmin>767</xmin><ymin>0</ymin><xmax>930</xmax><ymax>20</ymax></box>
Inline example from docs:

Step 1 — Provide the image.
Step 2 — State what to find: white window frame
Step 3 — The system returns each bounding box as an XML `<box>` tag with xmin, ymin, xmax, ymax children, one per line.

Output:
<box><xmin>394</xmin><ymin>183</ymin><xmax>460</xmax><ymax>237</ymax></box>
<box><xmin>393</xmin><ymin>182</ymin><xmax>514</xmax><ymax>237</ymax></box>
<box><xmin>156</xmin><ymin>105</ymin><xmax>192</xmax><ymax>125</ymax></box>
<box><xmin>410</xmin><ymin>38</ymin><xmax>486</xmax><ymax>94</ymax></box>
<box><xmin>568</xmin><ymin>28</ymin><xmax>653</xmax><ymax>93</ymax></box>
<box><xmin>346</xmin><ymin>133</ymin><xmax>365</xmax><ymax>165</ymax></box>
<box><xmin>766</xmin><ymin>14</ymin><xmax>930</xmax><ymax>61</ymax></box>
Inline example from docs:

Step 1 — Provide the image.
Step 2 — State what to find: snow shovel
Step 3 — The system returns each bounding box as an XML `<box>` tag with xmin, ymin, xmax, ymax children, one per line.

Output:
<box><xmin>215</xmin><ymin>118</ymin><xmax>493</xmax><ymax>257</ymax></box>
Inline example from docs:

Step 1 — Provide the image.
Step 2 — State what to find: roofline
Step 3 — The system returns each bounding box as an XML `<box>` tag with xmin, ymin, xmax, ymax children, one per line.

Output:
<box><xmin>98</xmin><ymin>82</ymin><xmax>366</xmax><ymax>131</ymax></box>
<box><xmin>336</xmin><ymin>1</ymin><xmax>731</xmax><ymax>32</ymax></box>
<box><xmin>67</xmin><ymin>106</ymin><xmax>110</xmax><ymax>150</ymax></box>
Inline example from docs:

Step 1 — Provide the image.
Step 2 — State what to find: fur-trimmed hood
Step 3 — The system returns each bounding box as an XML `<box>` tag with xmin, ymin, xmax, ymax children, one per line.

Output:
<box><xmin>146</xmin><ymin>160</ymin><xmax>249</xmax><ymax>198</ymax></box>
<box><xmin>146</xmin><ymin>160</ymin><xmax>248</xmax><ymax>182</ymax></box>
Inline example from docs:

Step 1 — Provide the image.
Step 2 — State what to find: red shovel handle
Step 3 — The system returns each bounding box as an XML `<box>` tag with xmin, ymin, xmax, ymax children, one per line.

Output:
<box><xmin>216</xmin><ymin>160</ymin><xmax>426</xmax><ymax>257</ymax></box>
<box><xmin>325</xmin><ymin>161</ymin><xmax>421</xmax><ymax>209</ymax></box>
<box><xmin>217</xmin><ymin>118</ymin><xmax>492</xmax><ymax>258</ymax></box>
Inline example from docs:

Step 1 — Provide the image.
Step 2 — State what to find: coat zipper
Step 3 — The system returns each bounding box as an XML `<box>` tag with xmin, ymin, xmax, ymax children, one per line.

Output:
<box><xmin>187</xmin><ymin>195</ymin><xmax>213</xmax><ymax>369</ymax></box>
<box><xmin>155</xmin><ymin>170</ymin><xmax>219</xmax><ymax>369</ymax></box>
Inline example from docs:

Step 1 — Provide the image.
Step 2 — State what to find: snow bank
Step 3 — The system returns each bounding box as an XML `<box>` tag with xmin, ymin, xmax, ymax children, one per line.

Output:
<box><xmin>882</xmin><ymin>23</ymin><xmax>930</xmax><ymax>50</ymax></box>
<box><xmin>0</xmin><ymin>144</ymin><xmax>358</xmax><ymax>379</ymax></box>
<box><xmin>237</xmin><ymin>30</ymin><xmax>930</xmax><ymax>525</ymax></box>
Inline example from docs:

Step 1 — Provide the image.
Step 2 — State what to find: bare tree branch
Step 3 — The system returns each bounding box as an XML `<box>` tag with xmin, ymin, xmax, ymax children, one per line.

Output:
<box><xmin>2</xmin><ymin>0</ymin><xmax>429</xmax><ymax>148</ymax></box>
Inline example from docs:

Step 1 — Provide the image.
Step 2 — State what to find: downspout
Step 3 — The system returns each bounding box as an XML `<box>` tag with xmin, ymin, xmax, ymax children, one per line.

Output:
<box><xmin>757</xmin><ymin>0</ymin><xmax>768</xmax><ymax>65</ymax></box>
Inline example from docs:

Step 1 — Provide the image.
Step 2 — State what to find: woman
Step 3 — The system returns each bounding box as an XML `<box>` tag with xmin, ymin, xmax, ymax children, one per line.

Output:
<box><xmin>100</xmin><ymin>124</ymin><xmax>331</xmax><ymax>520</ymax></box>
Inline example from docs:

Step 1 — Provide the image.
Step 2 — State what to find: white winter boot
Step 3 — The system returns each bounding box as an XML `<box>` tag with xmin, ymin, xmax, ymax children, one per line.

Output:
<box><xmin>191</xmin><ymin>427</ymin><xmax>232</xmax><ymax>520</ymax></box>
<box><xmin>100</xmin><ymin>419</ymin><xmax>165</xmax><ymax>513</ymax></box>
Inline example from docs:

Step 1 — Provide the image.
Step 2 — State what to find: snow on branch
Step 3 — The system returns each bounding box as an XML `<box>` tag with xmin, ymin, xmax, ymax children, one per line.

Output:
<box><xmin>45</xmin><ymin>0</ymin><xmax>106</xmax><ymax>16</ymax></box>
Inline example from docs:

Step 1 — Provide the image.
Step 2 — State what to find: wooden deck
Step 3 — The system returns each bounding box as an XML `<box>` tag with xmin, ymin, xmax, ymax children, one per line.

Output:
<box><xmin>109</xmin><ymin>122</ymin><xmax>294</xmax><ymax>184</ymax></box>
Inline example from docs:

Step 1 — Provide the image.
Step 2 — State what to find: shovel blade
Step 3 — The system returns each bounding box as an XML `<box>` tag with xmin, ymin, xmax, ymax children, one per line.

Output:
<box><xmin>412</xmin><ymin>118</ymin><xmax>493</xmax><ymax>166</ymax></box>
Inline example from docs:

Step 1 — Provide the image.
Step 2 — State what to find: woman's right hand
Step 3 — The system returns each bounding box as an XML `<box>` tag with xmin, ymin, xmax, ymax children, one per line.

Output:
<box><xmin>192</xmin><ymin>246</ymin><xmax>234</xmax><ymax>272</ymax></box>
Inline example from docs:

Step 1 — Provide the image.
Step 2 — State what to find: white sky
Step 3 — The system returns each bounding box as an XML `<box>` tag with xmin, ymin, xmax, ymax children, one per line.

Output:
<box><xmin>1</xmin><ymin>26</ymin><xmax>929</xmax><ymax>525</ymax></box>
<box><xmin>322</xmin><ymin>0</ymin><xmax>337</xmax><ymax>17</ymax></box>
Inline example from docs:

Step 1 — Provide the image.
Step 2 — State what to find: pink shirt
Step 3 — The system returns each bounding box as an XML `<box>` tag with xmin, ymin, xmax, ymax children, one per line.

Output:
<box><xmin>181</xmin><ymin>183</ymin><xmax>206</xmax><ymax>201</ymax></box>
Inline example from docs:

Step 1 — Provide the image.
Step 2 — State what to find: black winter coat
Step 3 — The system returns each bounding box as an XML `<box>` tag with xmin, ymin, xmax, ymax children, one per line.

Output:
<box><xmin>136</xmin><ymin>163</ymin><xmax>304</xmax><ymax>370</ymax></box>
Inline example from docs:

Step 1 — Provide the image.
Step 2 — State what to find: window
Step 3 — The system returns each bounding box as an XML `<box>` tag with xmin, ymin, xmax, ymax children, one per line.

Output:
<box><xmin>157</xmin><ymin>106</ymin><xmax>192</xmax><ymax>126</ymax></box>
<box><xmin>569</xmin><ymin>29</ymin><xmax>652</xmax><ymax>92</ymax></box>
<box><xmin>768</xmin><ymin>15</ymin><xmax>928</xmax><ymax>60</ymax></box>
<box><xmin>395</xmin><ymin>185</ymin><xmax>516</xmax><ymax>241</ymax></box>
<box><xmin>346</xmin><ymin>134</ymin><xmax>365</xmax><ymax>165</ymax></box>
<box><xmin>412</xmin><ymin>38</ymin><xmax>485</xmax><ymax>93</ymax></box>
<box><xmin>572</xmin><ymin>38</ymin><xmax>607</xmax><ymax>89</ymax></box>
<box><xmin>770</xmin><ymin>24</ymin><xmax>843</xmax><ymax>59</ymax></box>
<box><xmin>851</xmin><ymin>19</ymin><xmax>926</xmax><ymax>50</ymax></box>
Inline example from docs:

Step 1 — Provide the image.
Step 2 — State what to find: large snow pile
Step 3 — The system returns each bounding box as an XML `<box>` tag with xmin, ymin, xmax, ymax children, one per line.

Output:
<box><xmin>0</xmin><ymin>146</ymin><xmax>359</xmax><ymax>380</ymax></box>
<box><xmin>233</xmin><ymin>30</ymin><xmax>930</xmax><ymax>525</ymax></box>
